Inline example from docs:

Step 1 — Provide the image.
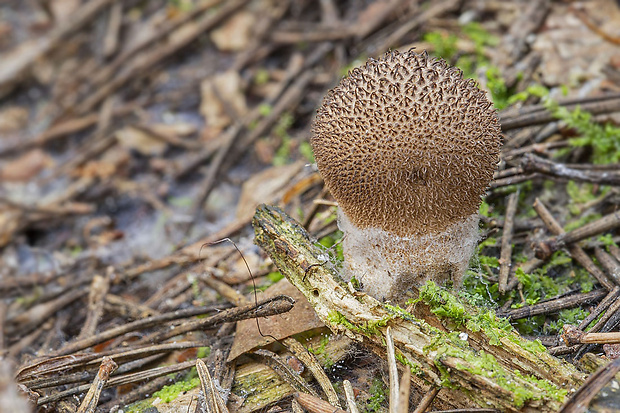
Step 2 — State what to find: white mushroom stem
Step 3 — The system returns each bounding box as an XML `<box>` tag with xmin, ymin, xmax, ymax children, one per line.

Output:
<box><xmin>338</xmin><ymin>210</ymin><xmax>480</xmax><ymax>301</ymax></box>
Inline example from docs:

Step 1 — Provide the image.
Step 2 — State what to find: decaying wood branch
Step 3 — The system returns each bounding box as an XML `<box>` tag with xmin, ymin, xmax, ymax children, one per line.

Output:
<box><xmin>253</xmin><ymin>204</ymin><xmax>585</xmax><ymax>412</ymax></box>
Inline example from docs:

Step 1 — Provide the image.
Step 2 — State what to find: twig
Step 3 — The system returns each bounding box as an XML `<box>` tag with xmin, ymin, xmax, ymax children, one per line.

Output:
<box><xmin>5</xmin><ymin>288</ymin><xmax>88</xmax><ymax>337</ymax></box>
<box><xmin>536</xmin><ymin>210</ymin><xmax>620</xmax><ymax>261</ymax></box>
<box><xmin>343</xmin><ymin>380</ymin><xmax>359</xmax><ymax>413</ymax></box>
<box><xmin>572</xmin><ymin>294</ymin><xmax>620</xmax><ymax>361</ymax></box>
<box><xmin>429</xmin><ymin>409</ymin><xmax>500</xmax><ymax>413</ymax></box>
<box><xmin>77</xmin><ymin>0</ymin><xmax>249</xmax><ymax>114</ymax></box>
<box><xmin>18</xmin><ymin>341</ymin><xmax>209</xmax><ymax>386</ymax></box>
<box><xmin>562</xmin><ymin>326</ymin><xmax>620</xmax><ymax>346</ymax></box>
<box><xmin>197</xmin><ymin>358</ymin><xmax>229</xmax><ymax>413</ymax></box>
<box><xmin>76</xmin><ymin>357</ymin><xmax>117</xmax><ymax>413</ymax></box>
<box><xmin>102</xmin><ymin>1</ymin><xmax>123</xmax><ymax>58</ymax></box>
<box><xmin>293</xmin><ymin>392</ymin><xmax>347</xmax><ymax>413</ymax></box>
<box><xmin>499</xmin><ymin>190</ymin><xmax>519</xmax><ymax>293</ymax></box>
<box><xmin>46</xmin><ymin>302</ymin><xmax>229</xmax><ymax>357</ymax></box>
<box><xmin>0</xmin><ymin>0</ymin><xmax>116</xmax><ymax>97</ymax></box>
<box><xmin>387</xmin><ymin>327</ymin><xmax>399</xmax><ymax>413</ymax></box>
<box><xmin>500</xmin><ymin>97</ymin><xmax>620</xmax><ymax>131</ymax></box>
<box><xmin>397</xmin><ymin>368</ymin><xmax>411</xmax><ymax>413</ymax></box>
<box><xmin>375</xmin><ymin>0</ymin><xmax>460</xmax><ymax>53</ymax></box>
<box><xmin>189</xmin><ymin>70</ymin><xmax>315</xmax><ymax>232</ymax></box>
<box><xmin>594</xmin><ymin>248</ymin><xmax>620</xmax><ymax>286</ymax></box>
<box><xmin>412</xmin><ymin>387</ymin><xmax>440</xmax><ymax>413</ymax></box>
<box><xmin>0</xmin><ymin>301</ymin><xmax>6</xmax><ymax>355</ymax></box>
<box><xmin>283</xmin><ymin>337</ymin><xmax>342</xmax><ymax>408</ymax></box>
<box><xmin>136</xmin><ymin>295</ymin><xmax>295</xmax><ymax>344</ymax></box>
<box><xmin>254</xmin><ymin>349</ymin><xmax>319</xmax><ymax>397</ymax></box>
<box><xmin>577</xmin><ymin>286</ymin><xmax>620</xmax><ymax>331</ymax></box>
<box><xmin>253</xmin><ymin>205</ymin><xmax>584</xmax><ymax>412</ymax></box>
<box><xmin>532</xmin><ymin>198</ymin><xmax>615</xmax><ymax>290</ymax></box>
<box><xmin>500</xmin><ymin>92</ymin><xmax>620</xmax><ymax>119</ymax></box>
<box><xmin>292</xmin><ymin>398</ymin><xmax>305</xmax><ymax>413</ymax></box>
<box><xmin>501</xmin><ymin>289</ymin><xmax>607</xmax><ymax>320</ymax></box>
<box><xmin>490</xmin><ymin>173</ymin><xmax>540</xmax><ymax>188</ymax></box>
<box><xmin>495</xmin><ymin>0</ymin><xmax>550</xmax><ymax>65</ymax></box>
<box><xmin>521</xmin><ymin>153</ymin><xmax>620</xmax><ymax>186</ymax></box>
<box><xmin>571</xmin><ymin>5</ymin><xmax>620</xmax><ymax>46</ymax></box>
<box><xmin>78</xmin><ymin>273</ymin><xmax>110</xmax><ymax>340</ymax></box>
<box><xmin>36</xmin><ymin>358</ymin><xmax>199</xmax><ymax>405</ymax></box>
<box><xmin>557</xmin><ymin>357</ymin><xmax>620</xmax><ymax>413</ymax></box>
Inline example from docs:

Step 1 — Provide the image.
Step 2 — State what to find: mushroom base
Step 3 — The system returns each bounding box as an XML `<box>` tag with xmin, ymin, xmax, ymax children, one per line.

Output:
<box><xmin>338</xmin><ymin>210</ymin><xmax>480</xmax><ymax>302</ymax></box>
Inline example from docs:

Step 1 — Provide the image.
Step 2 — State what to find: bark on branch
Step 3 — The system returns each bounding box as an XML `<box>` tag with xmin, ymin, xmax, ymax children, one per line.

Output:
<box><xmin>252</xmin><ymin>204</ymin><xmax>585</xmax><ymax>412</ymax></box>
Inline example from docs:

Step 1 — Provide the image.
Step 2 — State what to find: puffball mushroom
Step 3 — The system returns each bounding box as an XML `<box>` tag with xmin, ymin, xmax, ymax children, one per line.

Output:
<box><xmin>311</xmin><ymin>50</ymin><xmax>501</xmax><ymax>301</ymax></box>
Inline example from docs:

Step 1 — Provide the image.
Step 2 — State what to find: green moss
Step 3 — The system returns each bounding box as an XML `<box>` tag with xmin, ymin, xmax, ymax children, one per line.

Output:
<box><xmin>361</xmin><ymin>378</ymin><xmax>387</xmax><ymax>413</ymax></box>
<box><xmin>327</xmin><ymin>311</ymin><xmax>391</xmax><ymax>336</ymax></box>
<box><xmin>258</xmin><ymin>103</ymin><xmax>272</xmax><ymax>116</ymax></box>
<box><xmin>254</xmin><ymin>70</ymin><xmax>270</xmax><ymax>86</ymax></box>
<box><xmin>153</xmin><ymin>376</ymin><xmax>200</xmax><ymax>403</ymax></box>
<box><xmin>508</xmin><ymin>84</ymin><xmax>549</xmax><ymax>105</ymax></box>
<box><xmin>417</xmin><ymin>282</ymin><xmax>468</xmax><ymax>327</ymax></box>
<box><xmin>565</xmin><ymin>212</ymin><xmax>602</xmax><ymax>232</ymax></box>
<box><xmin>567</xmin><ymin>181</ymin><xmax>598</xmax><ymax>205</ymax></box>
<box><xmin>485</xmin><ymin>66</ymin><xmax>512</xmax><ymax>109</ymax></box>
<box><xmin>431</xmin><ymin>340</ymin><xmax>544</xmax><ymax>408</ymax></box>
<box><xmin>466</xmin><ymin>310</ymin><xmax>512</xmax><ymax>346</ymax></box>
<box><xmin>427</xmin><ymin>329</ymin><xmax>563</xmax><ymax>407</ymax></box>
<box><xmin>340</xmin><ymin>55</ymin><xmax>368</xmax><ymax>78</ymax></box>
<box><xmin>598</xmin><ymin>233</ymin><xmax>618</xmax><ymax>251</ymax></box>
<box><xmin>513</xmin><ymin>250</ymin><xmax>590</xmax><ymax>308</ymax></box>
<box><xmin>317</xmin><ymin>229</ymin><xmax>344</xmax><ymax>261</ymax></box>
<box><xmin>298</xmin><ymin>141</ymin><xmax>314</xmax><ymax>163</ymax></box>
<box><xmin>544</xmin><ymin>307</ymin><xmax>589</xmax><ymax>335</ymax></box>
<box><xmin>123</xmin><ymin>398</ymin><xmax>156</xmax><ymax>413</ymax></box>
<box><xmin>424</xmin><ymin>31</ymin><xmax>458</xmax><ymax>59</ymax></box>
<box><xmin>327</xmin><ymin>280</ymin><xmax>564</xmax><ymax>408</ymax></box>
<box><xmin>308</xmin><ymin>335</ymin><xmax>334</xmax><ymax>368</ymax></box>
<box><xmin>544</xmin><ymin>98</ymin><xmax>620</xmax><ymax>164</ymax></box>
<box><xmin>514</xmin><ymin>371</ymin><xmax>568</xmax><ymax>402</ymax></box>
<box><xmin>510</xmin><ymin>256</ymin><xmax>595</xmax><ymax>335</ymax></box>
<box><xmin>383</xmin><ymin>303</ymin><xmax>416</xmax><ymax>322</ymax></box>
<box><xmin>394</xmin><ymin>352</ymin><xmax>423</xmax><ymax>376</ymax></box>
<box><xmin>267</xmin><ymin>271</ymin><xmax>284</xmax><ymax>283</ymax></box>
<box><xmin>272</xmin><ymin>113</ymin><xmax>295</xmax><ymax>166</ymax></box>
<box><xmin>197</xmin><ymin>347</ymin><xmax>211</xmax><ymax>358</ymax></box>
<box><xmin>418</xmin><ymin>281</ymin><xmax>549</xmax><ymax>357</ymax></box>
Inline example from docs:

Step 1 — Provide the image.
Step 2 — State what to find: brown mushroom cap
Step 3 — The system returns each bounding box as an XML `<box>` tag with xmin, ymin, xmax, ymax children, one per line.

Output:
<box><xmin>311</xmin><ymin>50</ymin><xmax>501</xmax><ymax>238</ymax></box>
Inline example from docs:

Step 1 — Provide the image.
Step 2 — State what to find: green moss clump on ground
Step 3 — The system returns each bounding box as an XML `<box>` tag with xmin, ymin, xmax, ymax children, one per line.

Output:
<box><xmin>152</xmin><ymin>376</ymin><xmax>201</xmax><ymax>403</ymax></box>
<box><xmin>361</xmin><ymin>378</ymin><xmax>388</xmax><ymax>413</ymax></box>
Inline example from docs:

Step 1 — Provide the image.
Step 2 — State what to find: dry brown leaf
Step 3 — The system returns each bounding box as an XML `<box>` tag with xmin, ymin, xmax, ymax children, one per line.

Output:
<box><xmin>116</xmin><ymin>126</ymin><xmax>167</xmax><ymax>156</ymax></box>
<box><xmin>0</xmin><ymin>209</ymin><xmax>21</xmax><ymax>248</ymax></box>
<box><xmin>0</xmin><ymin>149</ymin><xmax>53</xmax><ymax>182</ymax></box>
<box><xmin>200</xmin><ymin>70</ymin><xmax>248</xmax><ymax>131</ymax></box>
<box><xmin>228</xmin><ymin>278</ymin><xmax>325</xmax><ymax>361</ymax></box>
<box><xmin>0</xmin><ymin>106</ymin><xmax>28</xmax><ymax>133</ymax></box>
<box><xmin>50</xmin><ymin>0</ymin><xmax>81</xmax><ymax>23</ymax></box>
<box><xmin>357</xmin><ymin>0</ymin><xmax>392</xmax><ymax>26</ymax></box>
<box><xmin>150</xmin><ymin>122</ymin><xmax>197</xmax><ymax>137</ymax></box>
<box><xmin>78</xmin><ymin>146</ymin><xmax>130</xmax><ymax>179</ymax></box>
<box><xmin>236</xmin><ymin>161</ymin><xmax>305</xmax><ymax>220</ymax></box>
<box><xmin>210</xmin><ymin>11</ymin><xmax>255</xmax><ymax>51</ymax></box>
<box><xmin>533</xmin><ymin>0</ymin><xmax>620</xmax><ymax>85</ymax></box>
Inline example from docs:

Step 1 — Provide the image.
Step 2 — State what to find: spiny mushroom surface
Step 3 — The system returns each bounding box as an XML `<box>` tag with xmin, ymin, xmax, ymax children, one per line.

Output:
<box><xmin>311</xmin><ymin>50</ymin><xmax>501</xmax><ymax>301</ymax></box>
